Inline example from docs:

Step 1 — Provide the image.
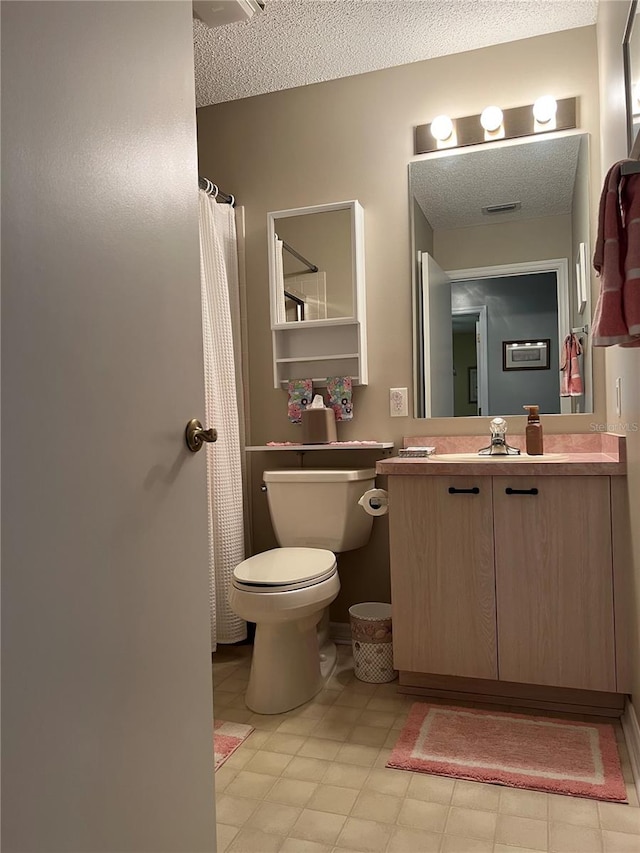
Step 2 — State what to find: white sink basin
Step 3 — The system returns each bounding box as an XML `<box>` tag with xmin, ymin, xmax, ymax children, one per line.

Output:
<box><xmin>432</xmin><ymin>453</ymin><xmax>568</xmax><ymax>462</ymax></box>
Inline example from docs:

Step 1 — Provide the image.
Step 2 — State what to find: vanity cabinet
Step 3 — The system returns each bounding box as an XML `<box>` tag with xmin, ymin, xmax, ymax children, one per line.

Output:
<box><xmin>493</xmin><ymin>476</ymin><xmax>615</xmax><ymax>692</ymax></box>
<box><xmin>389</xmin><ymin>476</ymin><xmax>497</xmax><ymax>681</ymax></box>
<box><xmin>388</xmin><ymin>473</ymin><xmax>617</xmax><ymax>694</ymax></box>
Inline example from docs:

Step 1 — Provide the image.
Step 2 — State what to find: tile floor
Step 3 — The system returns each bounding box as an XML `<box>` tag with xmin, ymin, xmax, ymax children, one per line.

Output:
<box><xmin>213</xmin><ymin>645</ymin><xmax>640</xmax><ymax>853</ymax></box>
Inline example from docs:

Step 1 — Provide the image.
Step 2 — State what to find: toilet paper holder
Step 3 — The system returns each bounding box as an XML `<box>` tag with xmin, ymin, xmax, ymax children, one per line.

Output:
<box><xmin>358</xmin><ymin>488</ymin><xmax>389</xmax><ymax>516</ymax></box>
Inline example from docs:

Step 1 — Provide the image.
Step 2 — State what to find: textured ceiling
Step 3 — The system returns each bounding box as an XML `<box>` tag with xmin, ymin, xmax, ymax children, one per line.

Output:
<box><xmin>193</xmin><ymin>0</ymin><xmax>597</xmax><ymax>108</ymax></box>
<box><xmin>410</xmin><ymin>134</ymin><xmax>584</xmax><ymax>230</ymax></box>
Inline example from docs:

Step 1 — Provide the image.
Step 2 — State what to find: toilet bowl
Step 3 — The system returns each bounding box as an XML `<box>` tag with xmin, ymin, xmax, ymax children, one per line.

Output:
<box><xmin>229</xmin><ymin>467</ymin><xmax>376</xmax><ymax>715</ymax></box>
<box><xmin>229</xmin><ymin>547</ymin><xmax>340</xmax><ymax>714</ymax></box>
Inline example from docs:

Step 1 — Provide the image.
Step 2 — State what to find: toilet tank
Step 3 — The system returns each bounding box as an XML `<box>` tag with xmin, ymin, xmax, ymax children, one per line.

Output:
<box><xmin>262</xmin><ymin>468</ymin><xmax>376</xmax><ymax>552</ymax></box>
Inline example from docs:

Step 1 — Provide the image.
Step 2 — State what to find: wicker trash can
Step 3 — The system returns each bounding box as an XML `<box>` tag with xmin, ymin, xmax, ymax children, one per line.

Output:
<box><xmin>348</xmin><ymin>602</ymin><xmax>396</xmax><ymax>683</ymax></box>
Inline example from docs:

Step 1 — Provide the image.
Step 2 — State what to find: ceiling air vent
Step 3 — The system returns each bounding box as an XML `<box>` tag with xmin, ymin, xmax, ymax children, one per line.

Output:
<box><xmin>482</xmin><ymin>202</ymin><xmax>522</xmax><ymax>215</ymax></box>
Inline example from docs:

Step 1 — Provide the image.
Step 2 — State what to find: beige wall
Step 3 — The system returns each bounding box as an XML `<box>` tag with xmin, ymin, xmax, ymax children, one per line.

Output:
<box><xmin>434</xmin><ymin>213</ymin><xmax>573</xmax><ymax>271</ymax></box>
<box><xmin>198</xmin><ymin>26</ymin><xmax>603</xmax><ymax>621</ymax></box>
<box><xmin>597</xmin><ymin>0</ymin><xmax>640</xmax><ymax>701</ymax></box>
<box><xmin>412</xmin><ymin>197</ymin><xmax>434</xmax><ymax>257</ymax></box>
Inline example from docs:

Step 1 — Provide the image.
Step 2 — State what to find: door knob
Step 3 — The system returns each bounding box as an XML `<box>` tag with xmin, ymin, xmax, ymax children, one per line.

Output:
<box><xmin>185</xmin><ymin>418</ymin><xmax>217</xmax><ymax>453</ymax></box>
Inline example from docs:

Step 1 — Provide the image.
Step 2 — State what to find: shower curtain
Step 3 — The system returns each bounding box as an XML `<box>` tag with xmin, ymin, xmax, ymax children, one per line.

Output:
<box><xmin>198</xmin><ymin>190</ymin><xmax>246</xmax><ymax>649</ymax></box>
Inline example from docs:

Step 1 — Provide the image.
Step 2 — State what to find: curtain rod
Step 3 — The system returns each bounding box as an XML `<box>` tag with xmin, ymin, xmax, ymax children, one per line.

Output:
<box><xmin>198</xmin><ymin>176</ymin><xmax>235</xmax><ymax>206</ymax></box>
<box><xmin>280</xmin><ymin>240</ymin><xmax>318</xmax><ymax>273</ymax></box>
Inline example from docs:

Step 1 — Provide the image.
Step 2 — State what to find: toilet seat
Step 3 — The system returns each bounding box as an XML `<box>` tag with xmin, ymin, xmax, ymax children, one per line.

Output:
<box><xmin>233</xmin><ymin>547</ymin><xmax>337</xmax><ymax>593</ymax></box>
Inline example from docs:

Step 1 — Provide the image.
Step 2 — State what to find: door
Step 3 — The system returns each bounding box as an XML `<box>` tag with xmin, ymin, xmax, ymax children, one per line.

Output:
<box><xmin>389</xmin><ymin>476</ymin><xmax>497</xmax><ymax>679</ymax></box>
<box><xmin>493</xmin><ymin>476</ymin><xmax>616</xmax><ymax>692</ymax></box>
<box><xmin>421</xmin><ymin>253</ymin><xmax>454</xmax><ymax>417</ymax></box>
<box><xmin>451</xmin><ymin>305</ymin><xmax>489</xmax><ymax>416</ymax></box>
<box><xmin>2</xmin><ymin>4</ymin><xmax>216</xmax><ymax>851</ymax></box>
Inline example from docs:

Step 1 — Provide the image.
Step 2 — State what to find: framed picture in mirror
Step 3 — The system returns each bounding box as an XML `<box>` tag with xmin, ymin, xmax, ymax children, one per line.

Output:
<box><xmin>503</xmin><ymin>339</ymin><xmax>550</xmax><ymax>371</ymax></box>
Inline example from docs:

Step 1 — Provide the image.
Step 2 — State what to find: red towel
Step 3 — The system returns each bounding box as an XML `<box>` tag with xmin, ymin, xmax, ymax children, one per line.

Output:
<box><xmin>621</xmin><ymin>170</ymin><xmax>640</xmax><ymax>344</ymax></box>
<box><xmin>592</xmin><ymin>161</ymin><xmax>640</xmax><ymax>347</ymax></box>
<box><xmin>560</xmin><ymin>334</ymin><xmax>583</xmax><ymax>397</ymax></box>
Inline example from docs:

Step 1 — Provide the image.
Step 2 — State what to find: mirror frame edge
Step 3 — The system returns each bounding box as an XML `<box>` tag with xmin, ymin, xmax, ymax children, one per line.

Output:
<box><xmin>409</xmin><ymin>131</ymin><xmax>594</xmax><ymax>420</ymax></box>
<box><xmin>266</xmin><ymin>199</ymin><xmax>362</xmax><ymax>330</ymax></box>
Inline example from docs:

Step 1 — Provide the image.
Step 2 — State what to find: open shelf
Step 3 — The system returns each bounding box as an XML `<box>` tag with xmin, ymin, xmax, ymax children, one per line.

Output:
<box><xmin>272</xmin><ymin>320</ymin><xmax>366</xmax><ymax>388</ymax></box>
<box><xmin>275</xmin><ymin>352</ymin><xmax>359</xmax><ymax>364</ymax></box>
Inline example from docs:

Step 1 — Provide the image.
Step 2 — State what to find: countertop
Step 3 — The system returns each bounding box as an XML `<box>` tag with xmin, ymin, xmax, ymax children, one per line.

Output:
<box><xmin>376</xmin><ymin>433</ymin><xmax>627</xmax><ymax>477</ymax></box>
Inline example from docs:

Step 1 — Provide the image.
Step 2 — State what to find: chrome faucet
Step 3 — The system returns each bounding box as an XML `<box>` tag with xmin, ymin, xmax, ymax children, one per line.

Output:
<box><xmin>478</xmin><ymin>417</ymin><xmax>521</xmax><ymax>456</ymax></box>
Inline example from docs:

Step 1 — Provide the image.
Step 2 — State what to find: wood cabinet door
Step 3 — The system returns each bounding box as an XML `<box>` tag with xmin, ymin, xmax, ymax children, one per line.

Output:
<box><xmin>493</xmin><ymin>476</ymin><xmax>615</xmax><ymax>692</ymax></box>
<box><xmin>388</xmin><ymin>476</ymin><xmax>497</xmax><ymax>679</ymax></box>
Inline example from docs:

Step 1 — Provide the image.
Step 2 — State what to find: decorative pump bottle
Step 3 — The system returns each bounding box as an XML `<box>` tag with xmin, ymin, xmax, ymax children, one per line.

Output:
<box><xmin>523</xmin><ymin>405</ymin><xmax>544</xmax><ymax>456</ymax></box>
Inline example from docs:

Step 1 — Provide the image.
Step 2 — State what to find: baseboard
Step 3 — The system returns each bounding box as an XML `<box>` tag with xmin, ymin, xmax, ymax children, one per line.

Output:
<box><xmin>622</xmin><ymin>699</ymin><xmax>640</xmax><ymax>802</ymax></box>
<box><xmin>398</xmin><ymin>671</ymin><xmax>624</xmax><ymax>718</ymax></box>
<box><xmin>330</xmin><ymin>621</ymin><xmax>351</xmax><ymax>645</ymax></box>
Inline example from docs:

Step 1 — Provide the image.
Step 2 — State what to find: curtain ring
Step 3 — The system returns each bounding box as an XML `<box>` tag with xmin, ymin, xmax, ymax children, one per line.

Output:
<box><xmin>211</xmin><ymin>183</ymin><xmax>219</xmax><ymax>199</ymax></box>
<box><xmin>228</xmin><ymin>194</ymin><xmax>235</xmax><ymax>207</ymax></box>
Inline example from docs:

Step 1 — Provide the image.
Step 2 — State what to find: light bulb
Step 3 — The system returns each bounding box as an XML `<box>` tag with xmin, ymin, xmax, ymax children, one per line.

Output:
<box><xmin>533</xmin><ymin>95</ymin><xmax>558</xmax><ymax>124</ymax></box>
<box><xmin>430</xmin><ymin>114</ymin><xmax>454</xmax><ymax>142</ymax></box>
<box><xmin>480</xmin><ymin>105</ymin><xmax>503</xmax><ymax>132</ymax></box>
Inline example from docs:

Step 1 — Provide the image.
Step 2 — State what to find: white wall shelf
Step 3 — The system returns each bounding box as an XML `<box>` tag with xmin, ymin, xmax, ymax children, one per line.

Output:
<box><xmin>268</xmin><ymin>201</ymin><xmax>368</xmax><ymax>388</ymax></box>
<box><xmin>275</xmin><ymin>352</ymin><xmax>359</xmax><ymax>364</ymax></box>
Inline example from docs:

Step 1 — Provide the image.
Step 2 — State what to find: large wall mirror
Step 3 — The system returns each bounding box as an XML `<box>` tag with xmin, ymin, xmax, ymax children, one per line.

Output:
<box><xmin>624</xmin><ymin>0</ymin><xmax>640</xmax><ymax>153</ymax></box>
<box><xmin>410</xmin><ymin>132</ymin><xmax>593</xmax><ymax>418</ymax></box>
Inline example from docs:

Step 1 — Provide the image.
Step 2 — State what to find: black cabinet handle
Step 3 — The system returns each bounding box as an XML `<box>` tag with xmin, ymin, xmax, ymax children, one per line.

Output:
<box><xmin>505</xmin><ymin>487</ymin><xmax>539</xmax><ymax>495</ymax></box>
<box><xmin>448</xmin><ymin>486</ymin><xmax>480</xmax><ymax>494</ymax></box>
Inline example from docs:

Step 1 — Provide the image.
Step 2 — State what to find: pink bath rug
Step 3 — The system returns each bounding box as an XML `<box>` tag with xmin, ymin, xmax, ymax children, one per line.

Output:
<box><xmin>214</xmin><ymin>720</ymin><xmax>254</xmax><ymax>771</ymax></box>
<box><xmin>387</xmin><ymin>703</ymin><xmax>627</xmax><ymax>802</ymax></box>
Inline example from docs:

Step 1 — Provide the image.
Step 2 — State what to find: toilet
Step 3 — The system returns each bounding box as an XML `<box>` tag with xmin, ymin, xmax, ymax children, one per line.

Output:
<box><xmin>229</xmin><ymin>468</ymin><xmax>376</xmax><ymax>714</ymax></box>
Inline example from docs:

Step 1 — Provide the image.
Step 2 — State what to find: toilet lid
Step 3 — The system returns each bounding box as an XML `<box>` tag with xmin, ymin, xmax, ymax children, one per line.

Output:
<box><xmin>233</xmin><ymin>547</ymin><xmax>337</xmax><ymax>587</ymax></box>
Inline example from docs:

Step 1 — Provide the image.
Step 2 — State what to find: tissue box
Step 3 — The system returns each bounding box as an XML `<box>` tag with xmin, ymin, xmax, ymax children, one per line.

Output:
<box><xmin>302</xmin><ymin>408</ymin><xmax>337</xmax><ymax>444</ymax></box>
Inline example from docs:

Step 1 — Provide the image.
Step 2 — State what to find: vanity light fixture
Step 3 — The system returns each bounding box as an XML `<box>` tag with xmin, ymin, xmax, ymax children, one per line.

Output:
<box><xmin>533</xmin><ymin>95</ymin><xmax>558</xmax><ymax>131</ymax></box>
<box><xmin>430</xmin><ymin>114</ymin><xmax>457</xmax><ymax>148</ymax></box>
<box><xmin>533</xmin><ymin>95</ymin><xmax>558</xmax><ymax>124</ymax></box>
<box><xmin>480</xmin><ymin>105</ymin><xmax>503</xmax><ymax>132</ymax></box>
<box><xmin>430</xmin><ymin>114</ymin><xmax>454</xmax><ymax>141</ymax></box>
<box><xmin>414</xmin><ymin>97</ymin><xmax>576</xmax><ymax>155</ymax></box>
<box><xmin>480</xmin><ymin>105</ymin><xmax>504</xmax><ymax>141</ymax></box>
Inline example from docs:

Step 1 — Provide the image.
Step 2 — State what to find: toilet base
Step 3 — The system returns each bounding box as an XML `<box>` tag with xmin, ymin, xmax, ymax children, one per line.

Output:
<box><xmin>319</xmin><ymin>637</ymin><xmax>338</xmax><ymax>681</ymax></box>
<box><xmin>245</xmin><ymin>610</ymin><xmax>336</xmax><ymax>715</ymax></box>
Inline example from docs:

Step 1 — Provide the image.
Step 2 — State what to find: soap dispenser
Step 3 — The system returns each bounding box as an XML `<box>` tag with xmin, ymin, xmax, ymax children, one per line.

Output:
<box><xmin>523</xmin><ymin>405</ymin><xmax>544</xmax><ymax>456</ymax></box>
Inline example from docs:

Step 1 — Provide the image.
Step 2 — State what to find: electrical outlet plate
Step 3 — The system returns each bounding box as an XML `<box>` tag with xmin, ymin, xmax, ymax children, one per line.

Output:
<box><xmin>390</xmin><ymin>387</ymin><xmax>408</xmax><ymax>417</ymax></box>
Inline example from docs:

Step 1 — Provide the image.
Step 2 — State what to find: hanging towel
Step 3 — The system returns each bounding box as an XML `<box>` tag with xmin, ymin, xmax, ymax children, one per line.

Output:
<box><xmin>621</xmin><ymin>169</ymin><xmax>640</xmax><ymax>344</ymax></box>
<box><xmin>560</xmin><ymin>334</ymin><xmax>583</xmax><ymax>397</ymax></box>
<box><xmin>326</xmin><ymin>376</ymin><xmax>353</xmax><ymax>421</ymax></box>
<box><xmin>592</xmin><ymin>162</ymin><xmax>640</xmax><ymax>347</ymax></box>
<box><xmin>287</xmin><ymin>378</ymin><xmax>312</xmax><ymax>423</ymax></box>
